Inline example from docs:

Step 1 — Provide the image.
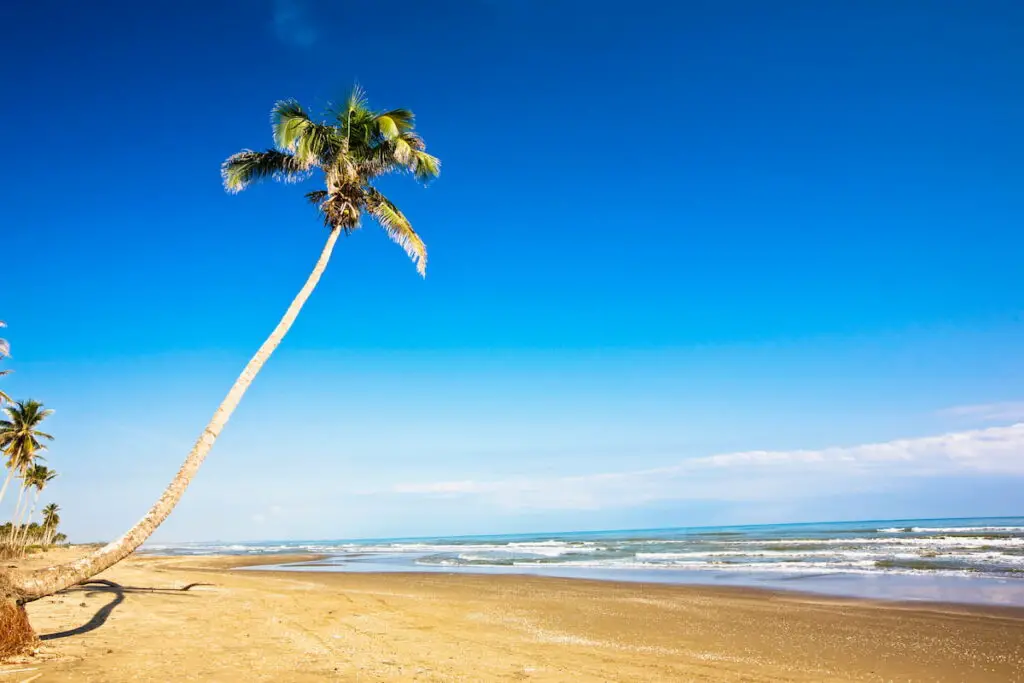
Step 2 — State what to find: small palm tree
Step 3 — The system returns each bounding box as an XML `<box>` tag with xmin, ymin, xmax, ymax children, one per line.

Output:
<box><xmin>0</xmin><ymin>322</ymin><xmax>11</xmax><ymax>405</ymax></box>
<box><xmin>15</xmin><ymin>466</ymin><xmax>56</xmax><ymax>550</ymax></box>
<box><xmin>0</xmin><ymin>401</ymin><xmax>53</xmax><ymax>512</ymax></box>
<box><xmin>0</xmin><ymin>87</ymin><xmax>440</xmax><ymax>640</ymax></box>
<box><xmin>41</xmin><ymin>504</ymin><xmax>59</xmax><ymax>547</ymax></box>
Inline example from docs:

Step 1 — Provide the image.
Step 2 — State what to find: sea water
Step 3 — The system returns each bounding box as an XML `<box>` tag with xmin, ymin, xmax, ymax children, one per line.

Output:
<box><xmin>145</xmin><ymin>516</ymin><xmax>1024</xmax><ymax>606</ymax></box>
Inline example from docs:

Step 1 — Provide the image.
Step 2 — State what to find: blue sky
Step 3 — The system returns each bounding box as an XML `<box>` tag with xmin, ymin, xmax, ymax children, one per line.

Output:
<box><xmin>1</xmin><ymin>0</ymin><xmax>1022</xmax><ymax>542</ymax></box>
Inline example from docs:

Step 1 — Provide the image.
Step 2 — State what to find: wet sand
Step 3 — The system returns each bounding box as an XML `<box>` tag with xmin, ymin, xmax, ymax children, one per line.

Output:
<box><xmin>8</xmin><ymin>550</ymin><xmax>1024</xmax><ymax>681</ymax></box>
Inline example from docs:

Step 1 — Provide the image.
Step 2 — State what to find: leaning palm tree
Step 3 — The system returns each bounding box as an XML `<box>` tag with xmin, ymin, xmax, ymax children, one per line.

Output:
<box><xmin>7</xmin><ymin>467</ymin><xmax>40</xmax><ymax>548</ymax></box>
<box><xmin>40</xmin><ymin>504</ymin><xmax>59</xmax><ymax>547</ymax></box>
<box><xmin>0</xmin><ymin>87</ymin><xmax>439</xmax><ymax>650</ymax></box>
<box><xmin>0</xmin><ymin>401</ymin><xmax>53</xmax><ymax>512</ymax></box>
<box><xmin>15</xmin><ymin>466</ymin><xmax>55</xmax><ymax>551</ymax></box>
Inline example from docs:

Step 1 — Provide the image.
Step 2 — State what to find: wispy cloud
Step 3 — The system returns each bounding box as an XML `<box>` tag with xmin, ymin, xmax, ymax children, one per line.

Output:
<box><xmin>383</xmin><ymin>423</ymin><xmax>1024</xmax><ymax>510</ymax></box>
<box><xmin>272</xmin><ymin>0</ymin><xmax>319</xmax><ymax>48</ymax></box>
<box><xmin>251</xmin><ymin>504</ymin><xmax>286</xmax><ymax>525</ymax></box>
<box><xmin>940</xmin><ymin>402</ymin><xmax>1024</xmax><ymax>422</ymax></box>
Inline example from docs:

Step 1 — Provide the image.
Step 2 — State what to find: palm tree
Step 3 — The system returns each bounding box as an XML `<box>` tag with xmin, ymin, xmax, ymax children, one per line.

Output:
<box><xmin>0</xmin><ymin>87</ymin><xmax>439</xmax><ymax>643</ymax></box>
<box><xmin>0</xmin><ymin>322</ymin><xmax>11</xmax><ymax>405</ymax></box>
<box><xmin>8</xmin><ymin>466</ymin><xmax>40</xmax><ymax>547</ymax></box>
<box><xmin>40</xmin><ymin>504</ymin><xmax>59</xmax><ymax>547</ymax></box>
<box><xmin>0</xmin><ymin>401</ymin><xmax>53</xmax><ymax>513</ymax></box>
<box><xmin>15</xmin><ymin>466</ymin><xmax>55</xmax><ymax>551</ymax></box>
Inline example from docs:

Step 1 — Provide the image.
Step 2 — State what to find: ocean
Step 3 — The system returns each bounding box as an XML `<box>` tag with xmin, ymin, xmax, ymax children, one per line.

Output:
<box><xmin>146</xmin><ymin>516</ymin><xmax>1024</xmax><ymax>606</ymax></box>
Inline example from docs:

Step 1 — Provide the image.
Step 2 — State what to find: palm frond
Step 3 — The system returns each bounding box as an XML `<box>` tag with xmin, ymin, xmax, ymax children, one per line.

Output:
<box><xmin>271</xmin><ymin>99</ymin><xmax>312</xmax><ymax>152</ymax></box>
<box><xmin>378</xmin><ymin>108</ymin><xmax>415</xmax><ymax>132</ymax></box>
<box><xmin>221</xmin><ymin>149</ymin><xmax>307</xmax><ymax>193</ymax></box>
<box><xmin>399</xmin><ymin>131</ymin><xmax>426</xmax><ymax>151</ymax></box>
<box><xmin>355</xmin><ymin>132</ymin><xmax>428</xmax><ymax>179</ymax></box>
<box><xmin>305</xmin><ymin>190</ymin><xmax>328</xmax><ymax>205</ymax></box>
<box><xmin>329</xmin><ymin>84</ymin><xmax>370</xmax><ymax>133</ymax></box>
<box><xmin>356</xmin><ymin>144</ymin><xmax>402</xmax><ymax>178</ymax></box>
<box><xmin>0</xmin><ymin>389</ymin><xmax>10</xmax><ymax>404</ymax></box>
<box><xmin>411</xmin><ymin>151</ymin><xmax>441</xmax><ymax>183</ymax></box>
<box><xmin>295</xmin><ymin>122</ymin><xmax>341</xmax><ymax>168</ymax></box>
<box><xmin>393</xmin><ymin>137</ymin><xmax>413</xmax><ymax>164</ymax></box>
<box><xmin>375</xmin><ymin>115</ymin><xmax>401</xmax><ymax>141</ymax></box>
<box><xmin>344</xmin><ymin>85</ymin><xmax>370</xmax><ymax>118</ymax></box>
<box><xmin>305</xmin><ymin>190</ymin><xmax>329</xmax><ymax>225</ymax></box>
<box><xmin>365</xmin><ymin>188</ymin><xmax>428</xmax><ymax>277</ymax></box>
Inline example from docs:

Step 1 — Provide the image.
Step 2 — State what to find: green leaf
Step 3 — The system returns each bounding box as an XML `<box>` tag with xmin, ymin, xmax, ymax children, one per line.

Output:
<box><xmin>365</xmin><ymin>188</ymin><xmax>428</xmax><ymax>276</ymax></box>
<box><xmin>376</xmin><ymin>115</ymin><xmax>400</xmax><ymax>140</ymax></box>
<box><xmin>412</xmin><ymin>152</ymin><xmax>441</xmax><ymax>183</ymax></box>
<box><xmin>220</xmin><ymin>150</ymin><xmax>307</xmax><ymax>193</ymax></box>
<box><xmin>271</xmin><ymin>99</ymin><xmax>312</xmax><ymax>152</ymax></box>
<box><xmin>305</xmin><ymin>190</ymin><xmax>328</xmax><ymax>205</ymax></box>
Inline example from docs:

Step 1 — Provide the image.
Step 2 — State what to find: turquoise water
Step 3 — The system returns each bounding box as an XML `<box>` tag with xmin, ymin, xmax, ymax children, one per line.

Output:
<box><xmin>147</xmin><ymin>516</ymin><xmax>1024</xmax><ymax>606</ymax></box>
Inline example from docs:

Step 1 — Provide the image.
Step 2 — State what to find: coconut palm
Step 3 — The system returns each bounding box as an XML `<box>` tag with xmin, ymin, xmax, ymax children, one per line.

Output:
<box><xmin>7</xmin><ymin>466</ymin><xmax>39</xmax><ymax>546</ymax></box>
<box><xmin>6</xmin><ymin>466</ymin><xmax>47</xmax><ymax>548</ymax></box>
<box><xmin>15</xmin><ymin>466</ymin><xmax>56</xmax><ymax>550</ymax></box>
<box><xmin>0</xmin><ymin>322</ymin><xmax>10</xmax><ymax>405</ymax></box>
<box><xmin>0</xmin><ymin>87</ymin><xmax>439</xmax><ymax>644</ymax></box>
<box><xmin>0</xmin><ymin>401</ymin><xmax>53</xmax><ymax>512</ymax></box>
<box><xmin>41</xmin><ymin>504</ymin><xmax>59</xmax><ymax>547</ymax></box>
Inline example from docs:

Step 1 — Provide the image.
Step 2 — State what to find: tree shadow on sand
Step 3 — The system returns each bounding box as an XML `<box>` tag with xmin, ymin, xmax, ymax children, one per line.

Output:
<box><xmin>40</xmin><ymin>579</ymin><xmax>213</xmax><ymax>641</ymax></box>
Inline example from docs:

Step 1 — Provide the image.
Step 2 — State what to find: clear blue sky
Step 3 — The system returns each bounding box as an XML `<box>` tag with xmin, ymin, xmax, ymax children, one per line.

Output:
<box><xmin>1</xmin><ymin>0</ymin><xmax>1022</xmax><ymax>542</ymax></box>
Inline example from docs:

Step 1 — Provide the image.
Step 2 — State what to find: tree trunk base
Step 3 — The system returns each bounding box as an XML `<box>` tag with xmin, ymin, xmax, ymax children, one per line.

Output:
<box><xmin>0</xmin><ymin>597</ymin><xmax>36</xmax><ymax>659</ymax></box>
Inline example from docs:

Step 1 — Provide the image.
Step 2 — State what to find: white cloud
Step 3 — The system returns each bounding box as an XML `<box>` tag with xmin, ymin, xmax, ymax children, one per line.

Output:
<box><xmin>250</xmin><ymin>504</ymin><xmax>287</xmax><ymax>526</ymax></box>
<box><xmin>940</xmin><ymin>402</ymin><xmax>1024</xmax><ymax>422</ymax></box>
<box><xmin>384</xmin><ymin>423</ymin><xmax>1024</xmax><ymax>510</ymax></box>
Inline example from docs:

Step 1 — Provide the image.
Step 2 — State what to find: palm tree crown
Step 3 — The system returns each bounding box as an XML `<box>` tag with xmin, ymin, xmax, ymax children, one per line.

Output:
<box><xmin>221</xmin><ymin>86</ymin><xmax>440</xmax><ymax>276</ymax></box>
<box><xmin>24</xmin><ymin>465</ymin><xmax>56</xmax><ymax>493</ymax></box>
<box><xmin>41</xmin><ymin>504</ymin><xmax>59</xmax><ymax>530</ymax></box>
<box><xmin>0</xmin><ymin>400</ymin><xmax>53</xmax><ymax>476</ymax></box>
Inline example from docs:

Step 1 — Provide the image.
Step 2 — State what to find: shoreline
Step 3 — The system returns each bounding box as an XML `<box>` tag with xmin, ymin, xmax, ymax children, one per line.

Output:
<box><xmin>243</xmin><ymin>552</ymin><xmax>1024</xmax><ymax>609</ymax></box>
<box><xmin>245</xmin><ymin>564</ymin><xmax>1024</xmax><ymax>620</ymax></box>
<box><xmin>16</xmin><ymin>551</ymin><xmax>1024</xmax><ymax>681</ymax></box>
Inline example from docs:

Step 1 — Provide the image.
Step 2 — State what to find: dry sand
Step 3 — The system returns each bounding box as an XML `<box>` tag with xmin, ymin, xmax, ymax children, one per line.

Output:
<box><xmin>3</xmin><ymin>549</ymin><xmax>1022</xmax><ymax>681</ymax></box>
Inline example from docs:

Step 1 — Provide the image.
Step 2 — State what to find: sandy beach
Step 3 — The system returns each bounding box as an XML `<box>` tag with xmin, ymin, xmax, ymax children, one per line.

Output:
<box><xmin>0</xmin><ymin>549</ymin><xmax>1018</xmax><ymax>681</ymax></box>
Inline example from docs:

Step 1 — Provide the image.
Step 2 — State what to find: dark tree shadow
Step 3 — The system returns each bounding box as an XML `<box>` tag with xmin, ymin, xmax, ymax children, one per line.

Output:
<box><xmin>40</xmin><ymin>579</ymin><xmax>213</xmax><ymax>641</ymax></box>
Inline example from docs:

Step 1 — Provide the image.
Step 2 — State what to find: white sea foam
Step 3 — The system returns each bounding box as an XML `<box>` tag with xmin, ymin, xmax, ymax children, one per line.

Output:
<box><xmin>732</xmin><ymin>537</ymin><xmax>1024</xmax><ymax>548</ymax></box>
<box><xmin>501</xmin><ymin>558</ymin><xmax>980</xmax><ymax>577</ymax></box>
<box><xmin>880</xmin><ymin>526</ymin><xmax>1024</xmax><ymax>533</ymax></box>
<box><xmin>145</xmin><ymin>519</ymin><xmax>1024</xmax><ymax>588</ymax></box>
<box><xmin>635</xmin><ymin>550</ymin><xmax>910</xmax><ymax>561</ymax></box>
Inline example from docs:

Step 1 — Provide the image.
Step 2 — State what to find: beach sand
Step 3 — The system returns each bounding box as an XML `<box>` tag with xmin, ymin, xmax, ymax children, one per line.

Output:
<box><xmin>6</xmin><ymin>549</ymin><xmax>1023</xmax><ymax>681</ymax></box>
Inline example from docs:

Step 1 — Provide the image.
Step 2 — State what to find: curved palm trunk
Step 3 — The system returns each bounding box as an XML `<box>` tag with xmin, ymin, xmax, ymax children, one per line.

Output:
<box><xmin>16</xmin><ymin>492</ymin><xmax>40</xmax><ymax>553</ymax></box>
<box><xmin>6</xmin><ymin>485</ymin><xmax>26</xmax><ymax>546</ymax></box>
<box><xmin>0</xmin><ymin>468</ymin><xmax>15</xmax><ymax>510</ymax></box>
<box><xmin>9</xmin><ymin>228</ymin><xmax>341</xmax><ymax>603</ymax></box>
